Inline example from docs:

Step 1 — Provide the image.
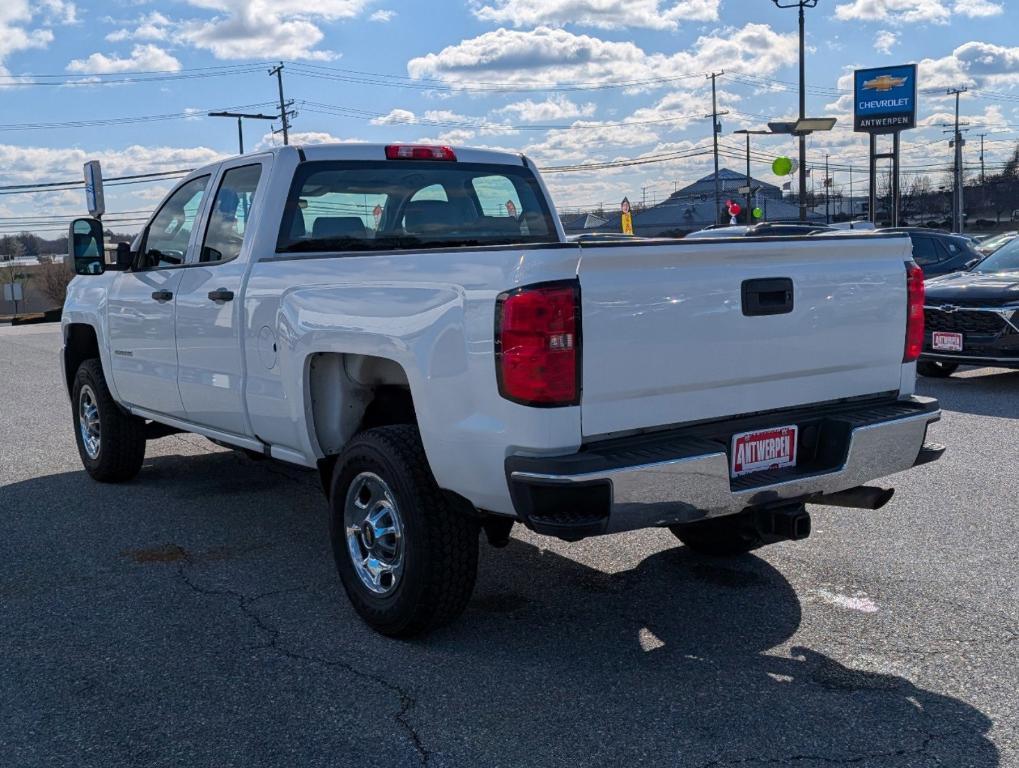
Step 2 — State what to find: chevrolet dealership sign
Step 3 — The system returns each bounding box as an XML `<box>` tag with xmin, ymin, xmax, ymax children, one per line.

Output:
<box><xmin>854</xmin><ymin>64</ymin><xmax>917</xmax><ymax>133</ymax></box>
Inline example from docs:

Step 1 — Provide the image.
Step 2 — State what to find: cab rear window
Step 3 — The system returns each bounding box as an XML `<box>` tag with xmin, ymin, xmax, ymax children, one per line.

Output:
<box><xmin>276</xmin><ymin>161</ymin><xmax>558</xmax><ymax>253</ymax></box>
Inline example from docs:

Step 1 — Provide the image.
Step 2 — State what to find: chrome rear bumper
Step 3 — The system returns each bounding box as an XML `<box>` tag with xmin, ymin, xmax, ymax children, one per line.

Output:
<box><xmin>506</xmin><ymin>396</ymin><xmax>941</xmax><ymax>540</ymax></box>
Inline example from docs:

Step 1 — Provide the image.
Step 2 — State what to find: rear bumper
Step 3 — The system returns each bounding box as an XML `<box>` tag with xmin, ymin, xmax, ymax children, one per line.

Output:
<box><xmin>506</xmin><ymin>396</ymin><xmax>941</xmax><ymax>540</ymax></box>
<box><xmin>920</xmin><ymin>352</ymin><xmax>1019</xmax><ymax>369</ymax></box>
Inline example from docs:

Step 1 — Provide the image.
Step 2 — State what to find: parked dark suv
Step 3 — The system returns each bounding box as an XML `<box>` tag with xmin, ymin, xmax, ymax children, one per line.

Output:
<box><xmin>877</xmin><ymin>228</ymin><xmax>983</xmax><ymax>278</ymax></box>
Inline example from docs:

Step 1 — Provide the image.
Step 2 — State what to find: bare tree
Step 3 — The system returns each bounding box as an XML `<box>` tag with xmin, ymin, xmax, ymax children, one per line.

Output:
<box><xmin>36</xmin><ymin>259</ymin><xmax>73</xmax><ymax>307</ymax></box>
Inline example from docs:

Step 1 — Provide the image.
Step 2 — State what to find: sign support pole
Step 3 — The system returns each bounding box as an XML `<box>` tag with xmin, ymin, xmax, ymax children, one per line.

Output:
<box><xmin>892</xmin><ymin>131</ymin><xmax>901</xmax><ymax>228</ymax></box>
<box><xmin>868</xmin><ymin>134</ymin><xmax>877</xmax><ymax>225</ymax></box>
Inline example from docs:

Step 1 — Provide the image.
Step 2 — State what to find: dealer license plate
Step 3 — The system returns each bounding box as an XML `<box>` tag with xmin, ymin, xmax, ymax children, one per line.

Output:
<box><xmin>932</xmin><ymin>331</ymin><xmax>963</xmax><ymax>352</ymax></box>
<box><xmin>731</xmin><ymin>425</ymin><xmax>798</xmax><ymax>478</ymax></box>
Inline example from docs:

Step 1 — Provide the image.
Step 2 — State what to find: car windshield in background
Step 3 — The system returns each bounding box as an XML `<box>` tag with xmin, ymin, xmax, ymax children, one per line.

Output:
<box><xmin>276</xmin><ymin>161</ymin><xmax>558</xmax><ymax>253</ymax></box>
<box><xmin>977</xmin><ymin>232</ymin><xmax>1017</xmax><ymax>254</ymax></box>
<box><xmin>973</xmin><ymin>237</ymin><xmax>1019</xmax><ymax>273</ymax></box>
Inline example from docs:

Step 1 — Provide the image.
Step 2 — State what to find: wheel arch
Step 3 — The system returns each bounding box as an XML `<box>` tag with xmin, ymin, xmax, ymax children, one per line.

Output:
<box><xmin>63</xmin><ymin>322</ymin><xmax>101</xmax><ymax>397</ymax></box>
<box><xmin>308</xmin><ymin>351</ymin><xmax>416</xmax><ymax>469</ymax></box>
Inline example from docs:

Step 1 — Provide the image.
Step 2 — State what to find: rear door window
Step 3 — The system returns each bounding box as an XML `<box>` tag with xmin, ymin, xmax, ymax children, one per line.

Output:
<box><xmin>910</xmin><ymin>235</ymin><xmax>941</xmax><ymax>266</ymax></box>
<box><xmin>200</xmin><ymin>164</ymin><xmax>262</xmax><ymax>263</ymax></box>
<box><xmin>276</xmin><ymin>161</ymin><xmax>557</xmax><ymax>253</ymax></box>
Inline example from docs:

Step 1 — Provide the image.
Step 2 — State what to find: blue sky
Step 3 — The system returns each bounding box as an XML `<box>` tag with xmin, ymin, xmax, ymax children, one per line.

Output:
<box><xmin>2</xmin><ymin>0</ymin><xmax>1018</xmax><ymax>235</ymax></box>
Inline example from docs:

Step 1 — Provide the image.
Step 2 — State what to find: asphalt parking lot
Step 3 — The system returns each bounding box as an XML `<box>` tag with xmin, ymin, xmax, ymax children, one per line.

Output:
<box><xmin>1</xmin><ymin>323</ymin><xmax>1016</xmax><ymax>767</ymax></box>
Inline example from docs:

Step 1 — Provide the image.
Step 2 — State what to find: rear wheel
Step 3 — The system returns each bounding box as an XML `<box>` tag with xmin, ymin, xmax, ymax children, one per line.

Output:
<box><xmin>72</xmin><ymin>359</ymin><xmax>146</xmax><ymax>482</ymax></box>
<box><xmin>917</xmin><ymin>360</ymin><xmax>958</xmax><ymax>378</ymax></box>
<box><xmin>329</xmin><ymin>425</ymin><xmax>479</xmax><ymax>637</ymax></box>
<box><xmin>669</xmin><ymin>513</ymin><xmax>762</xmax><ymax>557</ymax></box>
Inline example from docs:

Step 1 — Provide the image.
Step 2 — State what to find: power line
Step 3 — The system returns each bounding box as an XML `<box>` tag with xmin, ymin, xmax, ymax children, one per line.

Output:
<box><xmin>0</xmin><ymin>102</ymin><xmax>277</xmax><ymax>132</ymax></box>
<box><xmin>287</xmin><ymin>62</ymin><xmax>708</xmax><ymax>93</ymax></box>
<box><xmin>0</xmin><ymin>170</ymin><xmax>189</xmax><ymax>196</ymax></box>
<box><xmin>0</xmin><ymin>63</ymin><xmax>270</xmax><ymax>88</ymax></box>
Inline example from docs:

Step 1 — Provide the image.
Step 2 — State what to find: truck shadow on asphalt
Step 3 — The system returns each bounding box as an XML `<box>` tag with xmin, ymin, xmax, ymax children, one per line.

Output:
<box><xmin>918</xmin><ymin>368</ymin><xmax>1019</xmax><ymax>419</ymax></box>
<box><xmin>1</xmin><ymin>451</ymin><xmax>1000</xmax><ymax>767</ymax></box>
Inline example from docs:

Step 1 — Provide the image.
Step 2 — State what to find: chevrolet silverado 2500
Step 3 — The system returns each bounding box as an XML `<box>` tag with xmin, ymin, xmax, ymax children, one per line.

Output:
<box><xmin>62</xmin><ymin>143</ymin><xmax>943</xmax><ymax>636</ymax></box>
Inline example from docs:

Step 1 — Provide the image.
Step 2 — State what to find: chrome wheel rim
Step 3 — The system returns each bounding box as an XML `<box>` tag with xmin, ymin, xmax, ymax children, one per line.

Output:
<box><xmin>344</xmin><ymin>472</ymin><xmax>405</xmax><ymax>595</ymax></box>
<box><xmin>78</xmin><ymin>385</ymin><xmax>101</xmax><ymax>460</ymax></box>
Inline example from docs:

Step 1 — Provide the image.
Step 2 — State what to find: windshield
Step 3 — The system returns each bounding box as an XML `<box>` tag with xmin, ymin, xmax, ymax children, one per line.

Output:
<box><xmin>974</xmin><ymin>237</ymin><xmax>1019</xmax><ymax>273</ymax></box>
<box><xmin>978</xmin><ymin>232</ymin><xmax>1016</xmax><ymax>254</ymax></box>
<box><xmin>277</xmin><ymin>160</ymin><xmax>558</xmax><ymax>253</ymax></box>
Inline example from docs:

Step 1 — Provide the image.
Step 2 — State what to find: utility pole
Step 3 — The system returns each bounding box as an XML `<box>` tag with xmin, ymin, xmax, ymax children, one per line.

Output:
<box><xmin>824</xmin><ymin>154</ymin><xmax>830</xmax><ymax>224</ymax></box>
<box><xmin>848</xmin><ymin>164</ymin><xmax>853</xmax><ymax>223</ymax></box>
<box><xmin>269</xmin><ymin>62</ymin><xmax>294</xmax><ymax>145</ymax></box>
<box><xmin>978</xmin><ymin>132</ymin><xmax>987</xmax><ymax>185</ymax></box>
<box><xmin>706</xmin><ymin>71</ymin><xmax>726</xmax><ymax>225</ymax></box>
<box><xmin>641</xmin><ymin>185</ymin><xmax>648</xmax><ymax>209</ymax></box>
<box><xmin>745</xmin><ymin>132</ymin><xmax>752</xmax><ymax>223</ymax></box>
<box><xmin>948</xmin><ymin>87</ymin><xmax>967</xmax><ymax>233</ymax></box>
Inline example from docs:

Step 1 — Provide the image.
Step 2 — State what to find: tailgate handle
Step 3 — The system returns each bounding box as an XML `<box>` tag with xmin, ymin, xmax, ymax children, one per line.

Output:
<box><xmin>742</xmin><ymin>278</ymin><xmax>794</xmax><ymax>316</ymax></box>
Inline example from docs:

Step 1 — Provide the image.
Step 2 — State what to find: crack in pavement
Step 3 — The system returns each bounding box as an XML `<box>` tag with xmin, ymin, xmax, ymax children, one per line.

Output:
<box><xmin>696</xmin><ymin>728</ymin><xmax>974</xmax><ymax>767</ymax></box>
<box><xmin>172</xmin><ymin>551</ymin><xmax>431</xmax><ymax>765</ymax></box>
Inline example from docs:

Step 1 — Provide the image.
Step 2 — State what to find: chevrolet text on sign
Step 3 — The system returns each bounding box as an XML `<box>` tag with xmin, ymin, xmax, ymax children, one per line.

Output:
<box><xmin>853</xmin><ymin>64</ymin><xmax>917</xmax><ymax>134</ymax></box>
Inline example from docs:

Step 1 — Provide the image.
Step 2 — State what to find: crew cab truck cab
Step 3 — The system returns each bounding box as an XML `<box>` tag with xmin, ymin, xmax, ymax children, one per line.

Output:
<box><xmin>63</xmin><ymin>143</ymin><xmax>943</xmax><ymax>636</ymax></box>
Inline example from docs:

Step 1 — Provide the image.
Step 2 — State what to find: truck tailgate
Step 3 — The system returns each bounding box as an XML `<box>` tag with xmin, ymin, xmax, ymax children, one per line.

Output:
<box><xmin>576</xmin><ymin>235</ymin><xmax>912</xmax><ymax>438</ymax></box>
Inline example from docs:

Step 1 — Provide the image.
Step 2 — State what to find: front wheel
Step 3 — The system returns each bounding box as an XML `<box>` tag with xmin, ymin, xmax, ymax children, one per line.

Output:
<box><xmin>917</xmin><ymin>360</ymin><xmax>958</xmax><ymax>378</ymax></box>
<box><xmin>72</xmin><ymin>359</ymin><xmax>146</xmax><ymax>482</ymax></box>
<box><xmin>329</xmin><ymin>425</ymin><xmax>479</xmax><ymax>637</ymax></box>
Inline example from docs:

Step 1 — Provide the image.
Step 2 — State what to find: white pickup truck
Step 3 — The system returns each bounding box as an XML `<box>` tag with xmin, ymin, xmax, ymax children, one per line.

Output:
<box><xmin>63</xmin><ymin>143</ymin><xmax>943</xmax><ymax>636</ymax></box>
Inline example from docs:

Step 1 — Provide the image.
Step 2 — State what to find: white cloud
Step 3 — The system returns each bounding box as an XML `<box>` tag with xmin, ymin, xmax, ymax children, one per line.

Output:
<box><xmin>0</xmin><ymin>0</ymin><xmax>76</xmax><ymax>77</ymax></box>
<box><xmin>471</xmin><ymin>0</ymin><xmax>719</xmax><ymax>31</ymax></box>
<box><xmin>0</xmin><ymin>142</ymin><xmax>223</xmax><ymax>186</ymax></box>
<box><xmin>873</xmin><ymin>30</ymin><xmax>898</xmax><ymax>55</ymax></box>
<box><xmin>66</xmin><ymin>44</ymin><xmax>181</xmax><ymax>74</ymax></box>
<box><xmin>833</xmin><ymin>0</ymin><xmax>1000</xmax><ymax>23</ymax></box>
<box><xmin>494</xmin><ymin>96</ymin><xmax>597</xmax><ymax>122</ymax></box>
<box><xmin>407</xmin><ymin>24</ymin><xmax>798</xmax><ymax>90</ymax></box>
<box><xmin>370</xmin><ymin>108</ymin><xmax>418</xmax><ymax>125</ymax></box>
<box><xmin>101</xmin><ymin>0</ymin><xmax>375</xmax><ymax>61</ymax></box>
<box><xmin>254</xmin><ymin>130</ymin><xmax>365</xmax><ymax>150</ymax></box>
<box><xmin>370</xmin><ymin>9</ymin><xmax>396</xmax><ymax>22</ymax></box>
<box><xmin>920</xmin><ymin>40</ymin><xmax>1019</xmax><ymax>91</ymax></box>
<box><xmin>105</xmin><ymin>12</ymin><xmax>172</xmax><ymax>43</ymax></box>
<box><xmin>953</xmin><ymin>0</ymin><xmax>1003</xmax><ymax>17</ymax></box>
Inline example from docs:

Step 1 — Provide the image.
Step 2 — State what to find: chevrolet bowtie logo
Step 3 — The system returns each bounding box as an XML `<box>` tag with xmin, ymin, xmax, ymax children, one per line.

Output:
<box><xmin>862</xmin><ymin>75</ymin><xmax>908</xmax><ymax>92</ymax></box>
<box><xmin>939</xmin><ymin>304</ymin><xmax>959</xmax><ymax>313</ymax></box>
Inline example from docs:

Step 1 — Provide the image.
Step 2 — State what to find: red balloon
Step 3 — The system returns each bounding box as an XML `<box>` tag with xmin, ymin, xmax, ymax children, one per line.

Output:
<box><xmin>729</xmin><ymin>203</ymin><xmax>742</xmax><ymax>215</ymax></box>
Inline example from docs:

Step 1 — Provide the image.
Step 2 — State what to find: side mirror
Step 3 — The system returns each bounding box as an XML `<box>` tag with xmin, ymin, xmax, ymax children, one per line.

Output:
<box><xmin>965</xmin><ymin>257</ymin><xmax>981</xmax><ymax>270</ymax></box>
<box><xmin>69</xmin><ymin>218</ymin><xmax>105</xmax><ymax>276</ymax></box>
<box><xmin>115</xmin><ymin>241</ymin><xmax>134</xmax><ymax>270</ymax></box>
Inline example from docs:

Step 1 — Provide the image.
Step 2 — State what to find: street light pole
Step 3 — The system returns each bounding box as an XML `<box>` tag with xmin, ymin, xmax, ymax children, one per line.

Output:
<box><xmin>208</xmin><ymin>111</ymin><xmax>278</xmax><ymax>154</ymax></box>
<box><xmin>771</xmin><ymin>0</ymin><xmax>818</xmax><ymax>222</ymax></box>
<box><xmin>734</xmin><ymin>129</ymin><xmax>771</xmax><ymax>225</ymax></box>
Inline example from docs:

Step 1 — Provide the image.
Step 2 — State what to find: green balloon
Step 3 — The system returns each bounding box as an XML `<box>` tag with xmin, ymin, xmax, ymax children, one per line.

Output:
<box><xmin>772</xmin><ymin>156</ymin><xmax>793</xmax><ymax>176</ymax></box>
<box><xmin>752</xmin><ymin>207</ymin><xmax>763</xmax><ymax>219</ymax></box>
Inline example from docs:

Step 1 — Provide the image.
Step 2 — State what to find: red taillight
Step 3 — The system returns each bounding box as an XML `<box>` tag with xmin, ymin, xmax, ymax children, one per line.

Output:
<box><xmin>384</xmin><ymin>144</ymin><xmax>456</xmax><ymax>161</ymax></box>
<box><xmin>905</xmin><ymin>261</ymin><xmax>925</xmax><ymax>362</ymax></box>
<box><xmin>496</xmin><ymin>282</ymin><xmax>580</xmax><ymax>406</ymax></box>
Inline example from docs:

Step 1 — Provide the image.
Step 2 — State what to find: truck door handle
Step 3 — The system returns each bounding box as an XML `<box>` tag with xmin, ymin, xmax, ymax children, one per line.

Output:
<box><xmin>151</xmin><ymin>290</ymin><xmax>173</xmax><ymax>302</ymax></box>
<box><xmin>207</xmin><ymin>289</ymin><xmax>234</xmax><ymax>302</ymax></box>
<box><xmin>741</xmin><ymin>278</ymin><xmax>794</xmax><ymax>316</ymax></box>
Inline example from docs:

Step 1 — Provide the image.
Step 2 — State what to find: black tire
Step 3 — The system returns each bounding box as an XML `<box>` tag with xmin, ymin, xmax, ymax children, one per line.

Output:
<box><xmin>917</xmin><ymin>360</ymin><xmax>958</xmax><ymax>378</ymax></box>
<box><xmin>71</xmin><ymin>359</ymin><xmax>146</xmax><ymax>482</ymax></box>
<box><xmin>669</xmin><ymin>513</ymin><xmax>762</xmax><ymax>557</ymax></box>
<box><xmin>329</xmin><ymin>425</ymin><xmax>479</xmax><ymax>637</ymax></box>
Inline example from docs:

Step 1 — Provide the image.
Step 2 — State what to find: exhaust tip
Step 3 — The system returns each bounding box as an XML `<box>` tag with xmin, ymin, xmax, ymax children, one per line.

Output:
<box><xmin>819</xmin><ymin>485</ymin><xmax>896</xmax><ymax>511</ymax></box>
